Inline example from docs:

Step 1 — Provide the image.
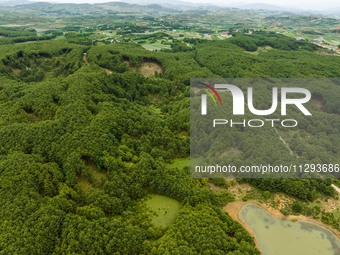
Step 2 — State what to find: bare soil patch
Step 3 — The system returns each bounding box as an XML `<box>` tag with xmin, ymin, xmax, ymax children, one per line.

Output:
<box><xmin>122</xmin><ymin>60</ymin><xmax>163</xmax><ymax>77</ymax></box>
<box><xmin>245</xmin><ymin>46</ymin><xmax>273</xmax><ymax>54</ymax></box>
<box><xmin>310</xmin><ymin>98</ymin><xmax>324</xmax><ymax>111</ymax></box>
<box><xmin>227</xmin><ymin>181</ymin><xmax>251</xmax><ymax>200</ymax></box>
<box><xmin>316</xmin><ymin>51</ymin><xmax>340</xmax><ymax>56</ymax></box>
<box><xmin>82</xmin><ymin>54</ymin><xmax>88</xmax><ymax>64</ymax></box>
<box><xmin>220</xmin><ymin>148</ymin><xmax>240</xmax><ymax>158</ymax></box>
<box><xmin>139</xmin><ymin>62</ymin><xmax>163</xmax><ymax>77</ymax></box>
<box><xmin>11</xmin><ymin>67</ymin><xmax>21</xmax><ymax>75</ymax></box>
<box><xmin>103</xmin><ymin>68</ymin><xmax>112</xmax><ymax>74</ymax></box>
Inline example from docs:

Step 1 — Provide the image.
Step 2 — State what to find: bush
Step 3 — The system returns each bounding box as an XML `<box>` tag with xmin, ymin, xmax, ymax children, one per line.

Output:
<box><xmin>292</xmin><ymin>202</ymin><xmax>303</xmax><ymax>214</ymax></box>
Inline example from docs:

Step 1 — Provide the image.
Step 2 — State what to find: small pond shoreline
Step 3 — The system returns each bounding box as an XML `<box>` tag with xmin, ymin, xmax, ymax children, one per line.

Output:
<box><xmin>223</xmin><ymin>201</ymin><xmax>340</xmax><ymax>254</ymax></box>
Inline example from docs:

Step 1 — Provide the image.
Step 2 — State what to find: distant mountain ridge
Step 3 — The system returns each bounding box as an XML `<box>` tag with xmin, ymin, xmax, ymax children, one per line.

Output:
<box><xmin>0</xmin><ymin>0</ymin><xmax>31</xmax><ymax>6</ymax></box>
<box><xmin>0</xmin><ymin>0</ymin><xmax>339</xmax><ymax>17</ymax></box>
<box><xmin>3</xmin><ymin>1</ymin><xmax>182</xmax><ymax>16</ymax></box>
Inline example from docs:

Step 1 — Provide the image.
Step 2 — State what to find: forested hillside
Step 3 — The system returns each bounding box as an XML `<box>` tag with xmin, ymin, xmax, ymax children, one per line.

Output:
<box><xmin>0</xmin><ymin>33</ymin><xmax>339</xmax><ymax>254</ymax></box>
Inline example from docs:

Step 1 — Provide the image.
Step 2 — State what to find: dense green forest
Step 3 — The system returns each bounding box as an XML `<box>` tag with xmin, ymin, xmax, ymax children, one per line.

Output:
<box><xmin>0</xmin><ymin>32</ymin><xmax>339</xmax><ymax>254</ymax></box>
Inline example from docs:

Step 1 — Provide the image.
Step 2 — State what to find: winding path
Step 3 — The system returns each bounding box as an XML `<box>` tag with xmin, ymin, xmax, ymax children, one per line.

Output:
<box><xmin>82</xmin><ymin>52</ymin><xmax>88</xmax><ymax>64</ymax></box>
<box><xmin>331</xmin><ymin>184</ymin><xmax>340</xmax><ymax>194</ymax></box>
<box><xmin>274</xmin><ymin>127</ymin><xmax>294</xmax><ymax>155</ymax></box>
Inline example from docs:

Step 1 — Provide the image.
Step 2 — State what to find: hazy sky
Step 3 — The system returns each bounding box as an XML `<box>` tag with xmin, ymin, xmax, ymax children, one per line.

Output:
<box><xmin>208</xmin><ymin>0</ymin><xmax>338</xmax><ymax>10</ymax></box>
<box><xmin>28</xmin><ymin>0</ymin><xmax>339</xmax><ymax>11</ymax></box>
<box><xmin>208</xmin><ymin>0</ymin><xmax>339</xmax><ymax>10</ymax></box>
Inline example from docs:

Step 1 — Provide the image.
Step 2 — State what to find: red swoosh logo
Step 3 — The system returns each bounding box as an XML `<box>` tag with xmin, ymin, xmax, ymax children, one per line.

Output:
<box><xmin>200</xmin><ymin>82</ymin><xmax>223</xmax><ymax>106</ymax></box>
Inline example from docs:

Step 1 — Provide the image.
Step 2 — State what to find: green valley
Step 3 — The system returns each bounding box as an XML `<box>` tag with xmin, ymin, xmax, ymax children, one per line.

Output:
<box><xmin>0</xmin><ymin>1</ymin><xmax>339</xmax><ymax>254</ymax></box>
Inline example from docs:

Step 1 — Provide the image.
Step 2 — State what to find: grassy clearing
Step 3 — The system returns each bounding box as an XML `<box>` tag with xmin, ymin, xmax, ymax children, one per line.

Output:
<box><xmin>52</xmin><ymin>35</ymin><xmax>65</xmax><ymax>40</ymax></box>
<box><xmin>88</xmin><ymin>162</ymin><xmax>107</xmax><ymax>186</ymax></box>
<box><xmin>177</xmin><ymin>130</ymin><xmax>188</xmax><ymax>138</ymax></box>
<box><xmin>77</xmin><ymin>160</ymin><xmax>108</xmax><ymax>193</ymax></box>
<box><xmin>146</xmin><ymin>194</ymin><xmax>181</xmax><ymax>228</ymax></box>
<box><xmin>149</xmin><ymin>104</ymin><xmax>161</xmax><ymax>114</ymax></box>
<box><xmin>166</xmin><ymin>157</ymin><xmax>190</xmax><ymax>169</ymax></box>
<box><xmin>77</xmin><ymin>176</ymin><xmax>92</xmax><ymax>194</ymax></box>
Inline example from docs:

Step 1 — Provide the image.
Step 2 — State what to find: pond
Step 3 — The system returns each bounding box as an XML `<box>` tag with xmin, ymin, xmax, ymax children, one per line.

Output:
<box><xmin>239</xmin><ymin>204</ymin><xmax>340</xmax><ymax>255</ymax></box>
